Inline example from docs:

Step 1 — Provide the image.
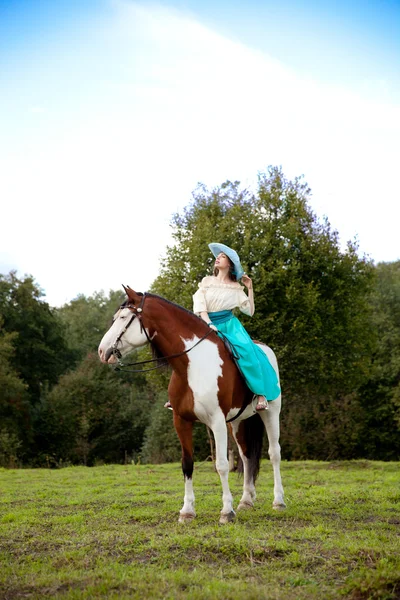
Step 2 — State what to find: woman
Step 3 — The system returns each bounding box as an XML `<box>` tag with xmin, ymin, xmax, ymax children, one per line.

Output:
<box><xmin>165</xmin><ymin>244</ymin><xmax>280</xmax><ymax>410</ymax></box>
<box><xmin>192</xmin><ymin>242</ymin><xmax>280</xmax><ymax>411</ymax></box>
<box><xmin>164</xmin><ymin>244</ymin><xmax>280</xmax><ymax>410</ymax></box>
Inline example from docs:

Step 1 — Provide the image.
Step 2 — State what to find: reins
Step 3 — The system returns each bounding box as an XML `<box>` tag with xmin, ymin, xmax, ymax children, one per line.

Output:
<box><xmin>114</xmin><ymin>330</ymin><xmax>215</xmax><ymax>373</ymax></box>
<box><xmin>111</xmin><ymin>293</ymin><xmax>214</xmax><ymax>373</ymax></box>
<box><xmin>111</xmin><ymin>292</ymin><xmax>252</xmax><ymax>423</ymax></box>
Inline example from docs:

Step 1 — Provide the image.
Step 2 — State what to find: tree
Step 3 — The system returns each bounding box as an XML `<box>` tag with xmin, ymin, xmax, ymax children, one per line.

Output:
<box><xmin>0</xmin><ymin>272</ymin><xmax>73</xmax><ymax>403</ymax></box>
<box><xmin>151</xmin><ymin>167</ymin><xmax>375</xmax><ymax>459</ymax></box>
<box><xmin>36</xmin><ymin>354</ymin><xmax>153</xmax><ymax>466</ymax></box>
<box><xmin>57</xmin><ymin>289</ymin><xmax>126</xmax><ymax>362</ymax></box>
<box><xmin>0</xmin><ymin>321</ymin><xmax>29</xmax><ymax>466</ymax></box>
<box><xmin>356</xmin><ymin>261</ymin><xmax>400</xmax><ymax>459</ymax></box>
<box><xmin>140</xmin><ymin>391</ymin><xmax>212</xmax><ymax>464</ymax></box>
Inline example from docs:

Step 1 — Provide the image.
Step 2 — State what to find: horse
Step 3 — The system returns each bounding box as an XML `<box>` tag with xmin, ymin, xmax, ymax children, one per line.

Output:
<box><xmin>98</xmin><ymin>286</ymin><xmax>286</xmax><ymax>524</ymax></box>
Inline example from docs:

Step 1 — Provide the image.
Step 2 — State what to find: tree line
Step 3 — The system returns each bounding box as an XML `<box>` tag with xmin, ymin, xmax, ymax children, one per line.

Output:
<box><xmin>1</xmin><ymin>167</ymin><xmax>399</xmax><ymax>467</ymax></box>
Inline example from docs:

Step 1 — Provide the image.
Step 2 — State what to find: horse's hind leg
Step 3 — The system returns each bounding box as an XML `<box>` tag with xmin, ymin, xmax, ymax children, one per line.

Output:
<box><xmin>230</xmin><ymin>421</ymin><xmax>257</xmax><ymax>510</ymax></box>
<box><xmin>259</xmin><ymin>398</ymin><xmax>286</xmax><ymax>510</ymax></box>
<box><xmin>174</xmin><ymin>413</ymin><xmax>196</xmax><ymax>522</ymax></box>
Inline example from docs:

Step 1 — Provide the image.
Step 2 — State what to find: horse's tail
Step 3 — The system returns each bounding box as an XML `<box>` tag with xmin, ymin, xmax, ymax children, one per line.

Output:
<box><xmin>237</xmin><ymin>414</ymin><xmax>264</xmax><ymax>482</ymax></box>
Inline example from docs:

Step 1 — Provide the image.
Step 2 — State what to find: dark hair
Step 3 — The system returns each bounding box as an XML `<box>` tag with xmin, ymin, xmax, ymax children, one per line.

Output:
<box><xmin>213</xmin><ymin>257</ymin><xmax>237</xmax><ymax>282</ymax></box>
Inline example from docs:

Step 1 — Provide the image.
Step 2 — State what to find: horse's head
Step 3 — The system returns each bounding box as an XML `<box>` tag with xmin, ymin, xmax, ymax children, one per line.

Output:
<box><xmin>98</xmin><ymin>286</ymin><xmax>150</xmax><ymax>364</ymax></box>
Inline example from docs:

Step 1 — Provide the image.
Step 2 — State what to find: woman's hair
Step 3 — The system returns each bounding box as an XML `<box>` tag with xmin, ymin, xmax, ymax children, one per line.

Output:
<box><xmin>213</xmin><ymin>257</ymin><xmax>237</xmax><ymax>281</ymax></box>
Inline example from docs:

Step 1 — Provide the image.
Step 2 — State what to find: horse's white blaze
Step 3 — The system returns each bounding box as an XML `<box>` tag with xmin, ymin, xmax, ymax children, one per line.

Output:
<box><xmin>98</xmin><ymin>308</ymin><xmax>148</xmax><ymax>362</ymax></box>
<box><xmin>182</xmin><ymin>336</ymin><xmax>223</xmax><ymax>425</ymax></box>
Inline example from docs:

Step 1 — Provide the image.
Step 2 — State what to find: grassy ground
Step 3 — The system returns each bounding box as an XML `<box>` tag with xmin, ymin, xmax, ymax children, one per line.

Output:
<box><xmin>0</xmin><ymin>460</ymin><xmax>399</xmax><ymax>599</ymax></box>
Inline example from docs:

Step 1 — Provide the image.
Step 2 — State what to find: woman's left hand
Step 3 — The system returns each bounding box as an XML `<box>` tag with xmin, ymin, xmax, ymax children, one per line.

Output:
<box><xmin>241</xmin><ymin>274</ymin><xmax>252</xmax><ymax>289</ymax></box>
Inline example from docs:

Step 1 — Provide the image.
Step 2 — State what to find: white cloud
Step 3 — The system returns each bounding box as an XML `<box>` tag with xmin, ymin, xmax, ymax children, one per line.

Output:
<box><xmin>1</xmin><ymin>0</ymin><xmax>399</xmax><ymax>305</ymax></box>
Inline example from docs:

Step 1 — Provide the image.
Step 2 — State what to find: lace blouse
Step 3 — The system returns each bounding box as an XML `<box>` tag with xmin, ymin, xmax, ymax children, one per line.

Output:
<box><xmin>192</xmin><ymin>276</ymin><xmax>252</xmax><ymax>316</ymax></box>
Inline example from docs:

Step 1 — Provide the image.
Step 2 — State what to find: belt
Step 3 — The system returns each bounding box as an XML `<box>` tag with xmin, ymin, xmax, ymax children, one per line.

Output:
<box><xmin>208</xmin><ymin>310</ymin><xmax>234</xmax><ymax>325</ymax></box>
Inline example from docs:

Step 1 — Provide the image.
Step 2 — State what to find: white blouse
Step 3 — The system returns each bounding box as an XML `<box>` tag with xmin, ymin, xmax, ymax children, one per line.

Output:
<box><xmin>192</xmin><ymin>276</ymin><xmax>252</xmax><ymax>316</ymax></box>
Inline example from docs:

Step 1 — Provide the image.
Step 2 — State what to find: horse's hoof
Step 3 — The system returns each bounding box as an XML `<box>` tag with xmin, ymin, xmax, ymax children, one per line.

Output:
<box><xmin>272</xmin><ymin>502</ymin><xmax>286</xmax><ymax>511</ymax></box>
<box><xmin>178</xmin><ymin>512</ymin><xmax>195</xmax><ymax>523</ymax></box>
<box><xmin>219</xmin><ymin>510</ymin><xmax>236</xmax><ymax>524</ymax></box>
<box><xmin>237</xmin><ymin>501</ymin><xmax>253</xmax><ymax>511</ymax></box>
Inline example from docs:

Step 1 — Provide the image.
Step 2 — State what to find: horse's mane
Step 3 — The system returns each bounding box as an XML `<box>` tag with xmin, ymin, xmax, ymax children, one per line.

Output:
<box><xmin>148</xmin><ymin>293</ymin><xmax>204</xmax><ymax>321</ymax></box>
<box><xmin>148</xmin><ymin>293</ymin><xmax>209</xmax><ymax>361</ymax></box>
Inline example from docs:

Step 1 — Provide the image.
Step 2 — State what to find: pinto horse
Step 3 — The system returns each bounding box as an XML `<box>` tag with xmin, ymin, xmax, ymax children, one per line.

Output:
<box><xmin>98</xmin><ymin>286</ymin><xmax>285</xmax><ymax>524</ymax></box>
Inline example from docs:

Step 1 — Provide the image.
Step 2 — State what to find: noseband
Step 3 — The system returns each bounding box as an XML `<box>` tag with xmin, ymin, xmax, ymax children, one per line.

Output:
<box><xmin>111</xmin><ymin>293</ymin><xmax>214</xmax><ymax>372</ymax></box>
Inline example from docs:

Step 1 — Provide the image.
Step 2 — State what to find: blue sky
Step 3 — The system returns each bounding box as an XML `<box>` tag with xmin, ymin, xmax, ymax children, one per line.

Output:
<box><xmin>1</xmin><ymin>0</ymin><xmax>399</xmax><ymax>306</ymax></box>
<box><xmin>172</xmin><ymin>0</ymin><xmax>400</xmax><ymax>87</ymax></box>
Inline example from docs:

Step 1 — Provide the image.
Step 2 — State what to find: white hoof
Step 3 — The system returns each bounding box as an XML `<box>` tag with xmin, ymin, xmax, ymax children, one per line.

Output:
<box><xmin>178</xmin><ymin>512</ymin><xmax>195</xmax><ymax>523</ymax></box>
<box><xmin>272</xmin><ymin>502</ymin><xmax>286</xmax><ymax>511</ymax></box>
<box><xmin>219</xmin><ymin>510</ymin><xmax>236</xmax><ymax>524</ymax></box>
<box><xmin>237</xmin><ymin>501</ymin><xmax>254</xmax><ymax>511</ymax></box>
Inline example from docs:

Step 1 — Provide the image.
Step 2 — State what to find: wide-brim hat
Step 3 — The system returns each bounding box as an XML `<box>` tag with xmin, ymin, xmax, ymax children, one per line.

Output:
<box><xmin>208</xmin><ymin>243</ymin><xmax>244</xmax><ymax>279</ymax></box>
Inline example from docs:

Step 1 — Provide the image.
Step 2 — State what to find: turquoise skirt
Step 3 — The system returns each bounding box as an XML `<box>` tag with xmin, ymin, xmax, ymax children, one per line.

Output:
<box><xmin>209</xmin><ymin>310</ymin><xmax>280</xmax><ymax>402</ymax></box>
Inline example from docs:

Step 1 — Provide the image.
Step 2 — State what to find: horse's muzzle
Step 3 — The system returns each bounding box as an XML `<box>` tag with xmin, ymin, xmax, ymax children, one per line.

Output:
<box><xmin>105</xmin><ymin>347</ymin><xmax>117</xmax><ymax>363</ymax></box>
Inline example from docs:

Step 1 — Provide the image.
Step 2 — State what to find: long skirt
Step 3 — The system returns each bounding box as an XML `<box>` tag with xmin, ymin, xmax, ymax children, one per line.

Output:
<box><xmin>208</xmin><ymin>310</ymin><xmax>280</xmax><ymax>401</ymax></box>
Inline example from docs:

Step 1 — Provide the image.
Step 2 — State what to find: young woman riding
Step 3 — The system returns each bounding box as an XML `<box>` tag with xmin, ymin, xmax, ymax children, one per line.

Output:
<box><xmin>165</xmin><ymin>242</ymin><xmax>280</xmax><ymax>411</ymax></box>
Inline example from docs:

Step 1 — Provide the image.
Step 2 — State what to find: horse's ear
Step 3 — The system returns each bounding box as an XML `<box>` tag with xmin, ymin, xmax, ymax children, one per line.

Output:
<box><xmin>122</xmin><ymin>285</ymin><xmax>141</xmax><ymax>303</ymax></box>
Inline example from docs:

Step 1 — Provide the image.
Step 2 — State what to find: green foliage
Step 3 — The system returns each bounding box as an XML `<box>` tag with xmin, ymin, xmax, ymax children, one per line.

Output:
<box><xmin>141</xmin><ymin>392</ymin><xmax>212</xmax><ymax>464</ymax></box>
<box><xmin>0</xmin><ymin>324</ymin><xmax>26</xmax><ymax>401</ymax></box>
<box><xmin>0</xmin><ymin>272</ymin><xmax>73</xmax><ymax>403</ymax></box>
<box><xmin>279</xmin><ymin>392</ymin><xmax>366</xmax><ymax>460</ymax></box>
<box><xmin>36</xmin><ymin>354</ymin><xmax>153</xmax><ymax>466</ymax></box>
<box><xmin>141</xmin><ymin>392</ymin><xmax>181</xmax><ymax>463</ymax></box>
<box><xmin>57</xmin><ymin>289</ymin><xmax>125</xmax><ymax>362</ymax></box>
<box><xmin>0</xmin><ymin>428</ymin><xmax>22</xmax><ymax>468</ymax></box>
<box><xmin>356</xmin><ymin>261</ymin><xmax>400</xmax><ymax>459</ymax></box>
<box><xmin>0</xmin><ymin>320</ymin><xmax>30</xmax><ymax>464</ymax></box>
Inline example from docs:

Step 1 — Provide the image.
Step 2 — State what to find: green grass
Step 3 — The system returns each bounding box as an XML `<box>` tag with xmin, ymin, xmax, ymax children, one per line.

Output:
<box><xmin>1</xmin><ymin>461</ymin><xmax>399</xmax><ymax>599</ymax></box>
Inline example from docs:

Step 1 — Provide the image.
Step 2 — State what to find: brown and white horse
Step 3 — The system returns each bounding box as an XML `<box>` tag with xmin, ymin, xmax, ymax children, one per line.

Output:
<box><xmin>98</xmin><ymin>286</ymin><xmax>285</xmax><ymax>524</ymax></box>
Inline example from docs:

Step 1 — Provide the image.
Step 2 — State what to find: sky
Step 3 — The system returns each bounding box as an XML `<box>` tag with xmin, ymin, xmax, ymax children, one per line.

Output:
<box><xmin>1</xmin><ymin>0</ymin><xmax>399</xmax><ymax>307</ymax></box>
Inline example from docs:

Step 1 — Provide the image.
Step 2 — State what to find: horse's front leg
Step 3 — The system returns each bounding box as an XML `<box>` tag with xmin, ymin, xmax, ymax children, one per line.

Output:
<box><xmin>173</xmin><ymin>413</ymin><xmax>196</xmax><ymax>522</ymax></box>
<box><xmin>211</xmin><ymin>413</ymin><xmax>235</xmax><ymax>524</ymax></box>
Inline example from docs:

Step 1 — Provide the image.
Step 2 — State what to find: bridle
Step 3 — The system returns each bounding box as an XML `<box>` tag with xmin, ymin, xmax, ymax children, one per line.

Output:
<box><xmin>111</xmin><ymin>293</ymin><xmax>214</xmax><ymax>373</ymax></box>
<box><xmin>111</xmin><ymin>292</ymin><xmax>250</xmax><ymax>423</ymax></box>
<box><xmin>111</xmin><ymin>293</ymin><xmax>146</xmax><ymax>361</ymax></box>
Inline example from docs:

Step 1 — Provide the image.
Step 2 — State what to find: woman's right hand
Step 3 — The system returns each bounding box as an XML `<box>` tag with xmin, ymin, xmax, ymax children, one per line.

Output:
<box><xmin>241</xmin><ymin>274</ymin><xmax>253</xmax><ymax>289</ymax></box>
<box><xmin>201</xmin><ymin>311</ymin><xmax>217</xmax><ymax>331</ymax></box>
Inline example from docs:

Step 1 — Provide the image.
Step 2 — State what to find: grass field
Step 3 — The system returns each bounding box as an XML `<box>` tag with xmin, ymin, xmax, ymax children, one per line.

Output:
<box><xmin>1</xmin><ymin>460</ymin><xmax>399</xmax><ymax>599</ymax></box>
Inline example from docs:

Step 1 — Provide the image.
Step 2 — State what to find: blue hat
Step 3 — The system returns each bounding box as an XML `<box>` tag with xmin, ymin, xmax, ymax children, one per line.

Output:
<box><xmin>208</xmin><ymin>243</ymin><xmax>244</xmax><ymax>279</ymax></box>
